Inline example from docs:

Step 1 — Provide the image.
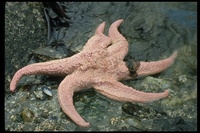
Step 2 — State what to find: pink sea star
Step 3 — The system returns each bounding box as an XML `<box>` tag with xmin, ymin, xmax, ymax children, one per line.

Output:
<box><xmin>10</xmin><ymin>19</ymin><xmax>177</xmax><ymax>127</ymax></box>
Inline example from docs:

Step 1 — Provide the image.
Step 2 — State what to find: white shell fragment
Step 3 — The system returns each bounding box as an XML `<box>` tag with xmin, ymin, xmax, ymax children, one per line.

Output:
<box><xmin>42</xmin><ymin>86</ymin><xmax>53</xmax><ymax>97</ymax></box>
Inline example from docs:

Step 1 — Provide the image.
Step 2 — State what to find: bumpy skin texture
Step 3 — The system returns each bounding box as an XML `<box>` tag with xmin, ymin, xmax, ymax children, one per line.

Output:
<box><xmin>10</xmin><ymin>19</ymin><xmax>177</xmax><ymax>127</ymax></box>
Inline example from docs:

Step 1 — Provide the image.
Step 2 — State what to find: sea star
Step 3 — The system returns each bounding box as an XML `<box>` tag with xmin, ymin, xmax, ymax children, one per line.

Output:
<box><xmin>10</xmin><ymin>19</ymin><xmax>177</xmax><ymax>127</ymax></box>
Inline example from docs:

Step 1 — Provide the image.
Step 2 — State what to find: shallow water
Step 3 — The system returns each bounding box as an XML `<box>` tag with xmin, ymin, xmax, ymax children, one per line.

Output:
<box><xmin>5</xmin><ymin>2</ymin><xmax>197</xmax><ymax>131</ymax></box>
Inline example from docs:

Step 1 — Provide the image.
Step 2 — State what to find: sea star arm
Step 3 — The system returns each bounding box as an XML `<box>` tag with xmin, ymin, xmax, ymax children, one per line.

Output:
<box><xmin>94</xmin><ymin>80</ymin><xmax>169</xmax><ymax>103</ymax></box>
<box><xmin>95</xmin><ymin>21</ymin><xmax>106</xmax><ymax>35</ymax></box>
<box><xmin>10</xmin><ymin>54</ymin><xmax>84</xmax><ymax>92</ymax></box>
<box><xmin>58</xmin><ymin>72</ymin><xmax>92</xmax><ymax>127</ymax></box>
<box><xmin>108</xmin><ymin>19</ymin><xmax>128</xmax><ymax>60</ymax></box>
<box><xmin>135</xmin><ymin>51</ymin><xmax>178</xmax><ymax>77</ymax></box>
<box><xmin>83</xmin><ymin>21</ymin><xmax>111</xmax><ymax>50</ymax></box>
